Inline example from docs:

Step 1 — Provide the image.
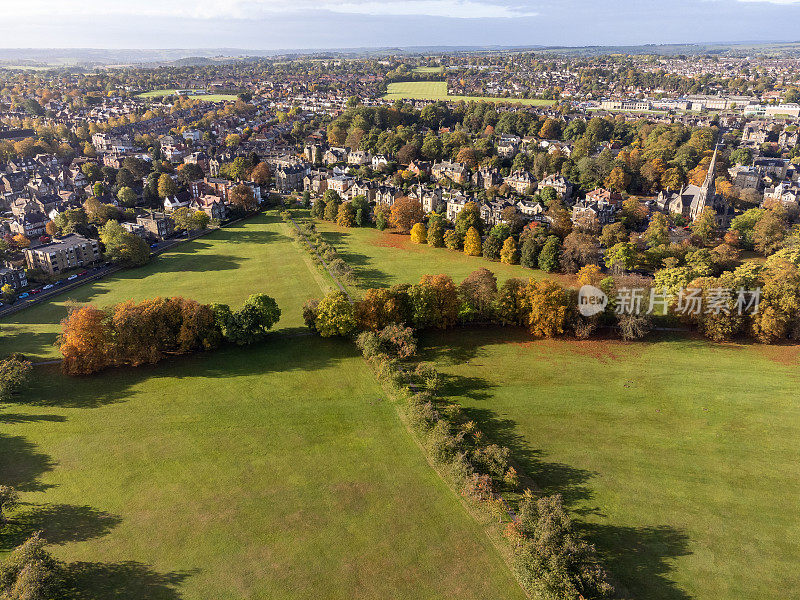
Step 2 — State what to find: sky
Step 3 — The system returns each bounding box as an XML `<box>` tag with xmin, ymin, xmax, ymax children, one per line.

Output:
<box><xmin>2</xmin><ymin>0</ymin><xmax>800</xmax><ymax>50</ymax></box>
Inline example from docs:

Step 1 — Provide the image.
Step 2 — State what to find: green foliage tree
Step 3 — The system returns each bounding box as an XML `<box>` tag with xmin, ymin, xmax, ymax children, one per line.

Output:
<box><xmin>538</xmin><ymin>235</ymin><xmax>562</xmax><ymax>272</ymax></box>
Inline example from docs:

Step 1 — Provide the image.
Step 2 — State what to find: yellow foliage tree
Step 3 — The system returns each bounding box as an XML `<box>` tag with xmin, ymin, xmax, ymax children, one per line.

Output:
<box><xmin>577</xmin><ymin>264</ymin><xmax>603</xmax><ymax>287</ymax></box>
<box><xmin>500</xmin><ymin>237</ymin><xmax>519</xmax><ymax>264</ymax></box>
<box><xmin>463</xmin><ymin>227</ymin><xmax>482</xmax><ymax>256</ymax></box>
<box><xmin>410</xmin><ymin>222</ymin><xmax>427</xmax><ymax>244</ymax></box>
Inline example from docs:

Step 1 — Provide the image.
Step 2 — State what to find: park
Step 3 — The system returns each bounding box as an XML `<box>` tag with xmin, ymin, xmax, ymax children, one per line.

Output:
<box><xmin>2</xmin><ymin>210</ymin><xmax>799</xmax><ymax>599</ymax></box>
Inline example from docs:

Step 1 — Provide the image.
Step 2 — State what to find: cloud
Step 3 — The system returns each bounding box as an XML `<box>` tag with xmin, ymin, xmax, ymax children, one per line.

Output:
<box><xmin>3</xmin><ymin>0</ymin><xmax>537</xmax><ymax>19</ymax></box>
<box><xmin>328</xmin><ymin>0</ymin><xmax>538</xmax><ymax>18</ymax></box>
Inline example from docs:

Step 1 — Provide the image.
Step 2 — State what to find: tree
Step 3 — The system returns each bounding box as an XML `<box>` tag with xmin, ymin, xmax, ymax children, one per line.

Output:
<box><xmin>99</xmin><ymin>220</ymin><xmax>150</xmax><ymax>266</ymax></box>
<box><xmin>482</xmin><ymin>235</ymin><xmax>501</xmax><ymax>260</ymax></box>
<box><xmin>427</xmin><ymin>220</ymin><xmax>444</xmax><ymax>247</ymax></box>
<box><xmin>59</xmin><ymin>305</ymin><xmax>112</xmax><ymax>375</ymax></box>
<box><xmin>455</xmin><ymin>201</ymin><xmax>483</xmax><ymax>238</ymax></box>
<box><xmin>218</xmin><ymin>294</ymin><xmax>281</xmax><ymax>345</ymax></box>
<box><xmin>83</xmin><ymin>197</ymin><xmax>120</xmax><ymax>225</ymax></box>
<box><xmin>464</xmin><ymin>227</ymin><xmax>482</xmax><ymax>256</ymax></box>
<box><xmin>0</xmin><ymin>356</ymin><xmax>31</xmax><ymax>402</ymax></box>
<box><xmin>337</xmin><ymin>202</ymin><xmax>356</xmax><ymax>228</ymax></box>
<box><xmin>409</xmin><ymin>274</ymin><xmax>459</xmax><ymax>329</ymax></box>
<box><xmin>753</xmin><ymin>209</ymin><xmax>788</xmax><ymax>255</ymax></box>
<box><xmin>459</xmin><ymin>268</ymin><xmax>498</xmax><ymax>321</ymax></box>
<box><xmin>12</xmin><ymin>234</ymin><xmax>30</xmax><ymax>249</ymax></box>
<box><xmin>157</xmin><ymin>173</ymin><xmax>177</xmax><ymax>199</ymax></box>
<box><xmin>229</xmin><ymin>184</ymin><xmax>257</xmax><ymax>211</ymax></box>
<box><xmin>599</xmin><ymin>222</ymin><xmax>628</xmax><ymax>248</ymax></box>
<box><xmin>117</xmin><ymin>186</ymin><xmax>137</xmax><ymax>208</ymax></box>
<box><xmin>692</xmin><ymin>207</ymin><xmax>718</xmax><ymax>245</ymax></box>
<box><xmin>560</xmin><ymin>232</ymin><xmax>601</xmax><ymax>273</ymax></box>
<box><xmin>604</xmin><ymin>242</ymin><xmax>636</xmax><ymax>272</ymax></box>
<box><xmin>520</xmin><ymin>237</ymin><xmax>540</xmax><ymax>269</ymax></box>
<box><xmin>500</xmin><ymin>237</ymin><xmax>519</xmax><ymax>264</ymax></box>
<box><xmin>0</xmin><ymin>485</ymin><xmax>19</xmax><ymax>525</ymax></box>
<box><xmin>389</xmin><ymin>197</ymin><xmax>425</xmax><ymax>234</ymax></box>
<box><xmin>444</xmin><ymin>230</ymin><xmax>461</xmax><ymax>250</ymax></box>
<box><xmin>538</xmin><ymin>236</ymin><xmax>561</xmax><ymax>272</ymax></box>
<box><xmin>577</xmin><ymin>264</ymin><xmax>603</xmax><ymax>287</ymax></box>
<box><xmin>171</xmin><ymin>207</ymin><xmax>194</xmax><ymax>231</ymax></box>
<box><xmin>410</xmin><ymin>222</ymin><xmax>427</xmax><ymax>244</ymax></box>
<box><xmin>645</xmin><ymin>212</ymin><xmax>670</xmax><ymax>247</ymax></box>
<box><xmin>250</xmin><ymin>162</ymin><xmax>271</xmax><ymax>187</ymax></box>
<box><xmin>526</xmin><ymin>280</ymin><xmax>569</xmax><ymax>337</ymax></box>
<box><xmin>0</xmin><ymin>533</ymin><xmax>61</xmax><ymax>600</ymax></box>
<box><xmin>495</xmin><ymin>278</ymin><xmax>527</xmax><ymax>325</ymax></box>
<box><xmin>314</xmin><ymin>291</ymin><xmax>357</xmax><ymax>337</ymax></box>
<box><xmin>374</xmin><ymin>204</ymin><xmax>391</xmax><ymax>230</ymax></box>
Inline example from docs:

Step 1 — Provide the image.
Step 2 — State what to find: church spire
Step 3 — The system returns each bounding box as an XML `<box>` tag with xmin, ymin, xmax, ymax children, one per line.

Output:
<box><xmin>701</xmin><ymin>143</ymin><xmax>719</xmax><ymax>199</ymax></box>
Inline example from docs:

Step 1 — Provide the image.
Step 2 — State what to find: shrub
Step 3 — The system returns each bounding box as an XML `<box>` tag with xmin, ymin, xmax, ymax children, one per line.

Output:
<box><xmin>0</xmin><ymin>357</ymin><xmax>32</xmax><ymax>401</ymax></box>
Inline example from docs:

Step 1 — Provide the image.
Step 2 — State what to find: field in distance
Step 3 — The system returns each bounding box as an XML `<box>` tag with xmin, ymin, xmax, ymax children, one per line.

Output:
<box><xmin>383</xmin><ymin>81</ymin><xmax>556</xmax><ymax>106</ymax></box>
<box><xmin>137</xmin><ymin>89</ymin><xmax>238</xmax><ymax>101</ymax></box>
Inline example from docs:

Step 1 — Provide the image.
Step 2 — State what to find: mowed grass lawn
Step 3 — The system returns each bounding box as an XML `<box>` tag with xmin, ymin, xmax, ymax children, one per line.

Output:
<box><xmin>0</xmin><ymin>210</ymin><xmax>526</xmax><ymax>599</ymax></box>
<box><xmin>316</xmin><ymin>222</ymin><xmax>548</xmax><ymax>293</ymax></box>
<box><xmin>1</xmin><ymin>337</ymin><xmax>525</xmax><ymax>600</ymax></box>
<box><xmin>383</xmin><ymin>81</ymin><xmax>555</xmax><ymax>106</ymax></box>
<box><xmin>421</xmin><ymin>328</ymin><xmax>800</xmax><ymax>600</ymax></box>
<box><xmin>0</xmin><ymin>213</ymin><xmax>335</xmax><ymax>360</ymax></box>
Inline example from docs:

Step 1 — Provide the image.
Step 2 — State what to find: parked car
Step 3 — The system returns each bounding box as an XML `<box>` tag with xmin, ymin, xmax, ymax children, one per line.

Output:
<box><xmin>31</xmin><ymin>288</ymin><xmax>41</xmax><ymax>295</ymax></box>
<box><xmin>78</xmin><ymin>270</ymin><xmax>88</xmax><ymax>276</ymax></box>
<box><xmin>67</xmin><ymin>274</ymin><xmax>78</xmax><ymax>281</ymax></box>
<box><xmin>43</xmin><ymin>284</ymin><xmax>54</xmax><ymax>290</ymax></box>
<box><xmin>18</xmin><ymin>292</ymin><xmax>29</xmax><ymax>299</ymax></box>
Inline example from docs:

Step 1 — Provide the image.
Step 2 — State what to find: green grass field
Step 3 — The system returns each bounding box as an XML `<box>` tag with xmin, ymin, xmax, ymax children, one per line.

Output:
<box><xmin>315</xmin><ymin>222</ymin><xmax>547</xmax><ymax>293</ymax></box>
<box><xmin>383</xmin><ymin>81</ymin><xmax>556</xmax><ymax>106</ymax></box>
<box><xmin>413</xmin><ymin>66</ymin><xmax>445</xmax><ymax>74</ymax></box>
<box><xmin>0</xmin><ymin>214</ymin><xmax>337</xmax><ymax>360</ymax></box>
<box><xmin>0</xmin><ymin>211</ymin><xmax>526</xmax><ymax>599</ymax></box>
<box><xmin>137</xmin><ymin>89</ymin><xmax>238</xmax><ymax>102</ymax></box>
<box><xmin>2</xmin><ymin>338</ymin><xmax>524</xmax><ymax>600</ymax></box>
<box><xmin>421</xmin><ymin>328</ymin><xmax>800</xmax><ymax>600</ymax></box>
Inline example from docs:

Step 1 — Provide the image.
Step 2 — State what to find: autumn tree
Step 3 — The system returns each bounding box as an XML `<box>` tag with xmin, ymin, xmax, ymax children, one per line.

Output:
<box><xmin>59</xmin><ymin>305</ymin><xmax>111</xmax><ymax>375</ymax></box>
<box><xmin>389</xmin><ymin>197</ymin><xmax>425</xmax><ymax>234</ymax></box>
<box><xmin>464</xmin><ymin>227</ymin><xmax>482</xmax><ymax>256</ymax></box>
<box><xmin>250</xmin><ymin>162</ymin><xmax>271</xmax><ymax>187</ymax></box>
<box><xmin>459</xmin><ymin>268</ymin><xmax>498</xmax><ymax>322</ymax></box>
<box><xmin>157</xmin><ymin>173</ymin><xmax>177</xmax><ymax>199</ymax></box>
<box><xmin>500</xmin><ymin>237</ymin><xmax>519</xmax><ymax>265</ymax></box>
<box><xmin>692</xmin><ymin>207</ymin><xmax>718</xmax><ymax>245</ymax></box>
<box><xmin>410</xmin><ymin>222</ymin><xmax>427</xmax><ymax>244</ymax></box>
<box><xmin>229</xmin><ymin>184</ymin><xmax>258</xmax><ymax>211</ymax></box>
<box><xmin>337</xmin><ymin>202</ymin><xmax>356</xmax><ymax>228</ymax></box>
<box><xmin>409</xmin><ymin>274</ymin><xmax>459</xmax><ymax>329</ymax></box>
<box><xmin>314</xmin><ymin>291</ymin><xmax>357</xmax><ymax>337</ymax></box>
<box><xmin>526</xmin><ymin>280</ymin><xmax>570</xmax><ymax>338</ymax></box>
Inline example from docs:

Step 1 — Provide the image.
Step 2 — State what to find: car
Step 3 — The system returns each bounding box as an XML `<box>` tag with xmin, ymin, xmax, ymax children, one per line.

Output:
<box><xmin>18</xmin><ymin>292</ymin><xmax>29</xmax><ymax>299</ymax></box>
<box><xmin>67</xmin><ymin>274</ymin><xmax>78</xmax><ymax>281</ymax></box>
<box><xmin>78</xmin><ymin>270</ymin><xmax>88</xmax><ymax>276</ymax></box>
<box><xmin>150</xmin><ymin>243</ymin><xmax>158</xmax><ymax>249</ymax></box>
<box><xmin>30</xmin><ymin>288</ymin><xmax>41</xmax><ymax>295</ymax></box>
<box><xmin>43</xmin><ymin>284</ymin><xmax>54</xmax><ymax>290</ymax></box>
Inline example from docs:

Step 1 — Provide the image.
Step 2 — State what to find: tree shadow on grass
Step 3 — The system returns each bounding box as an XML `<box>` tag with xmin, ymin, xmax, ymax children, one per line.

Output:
<box><xmin>11</xmin><ymin>334</ymin><xmax>360</xmax><ymax>409</ymax></box>
<box><xmin>1</xmin><ymin>504</ymin><xmax>122</xmax><ymax>550</ymax></box>
<box><xmin>319</xmin><ymin>229</ymin><xmax>394</xmax><ymax>288</ymax></box>
<box><xmin>61</xmin><ymin>562</ymin><xmax>197</xmax><ymax>600</ymax></box>
<box><xmin>0</xmin><ymin>433</ymin><xmax>55</xmax><ymax>492</ymax></box>
<box><xmin>151</xmin><ymin>253</ymin><xmax>244</xmax><ymax>274</ymax></box>
<box><xmin>584</xmin><ymin>522</ymin><xmax>692</xmax><ymax>600</ymax></box>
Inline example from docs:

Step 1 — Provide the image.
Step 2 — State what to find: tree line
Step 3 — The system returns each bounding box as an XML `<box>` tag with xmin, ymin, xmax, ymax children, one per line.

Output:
<box><xmin>59</xmin><ymin>294</ymin><xmax>280</xmax><ymax>375</ymax></box>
